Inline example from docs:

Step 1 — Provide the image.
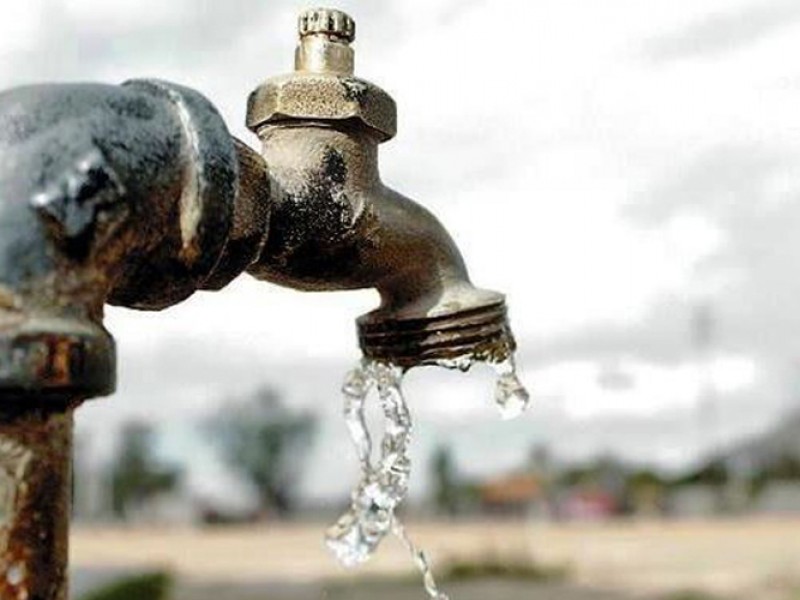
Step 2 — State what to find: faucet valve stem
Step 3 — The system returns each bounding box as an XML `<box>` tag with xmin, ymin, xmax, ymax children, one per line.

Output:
<box><xmin>298</xmin><ymin>8</ymin><xmax>355</xmax><ymax>43</ymax></box>
<box><xmin>249</xmin><ymin>7</ymin><xmax>396</xmax><ymax>141</ymax></box>
<box><xmin>295</xmin><ymin>8</ymin><xmax>356</xmax><ymax>75</ymax></box>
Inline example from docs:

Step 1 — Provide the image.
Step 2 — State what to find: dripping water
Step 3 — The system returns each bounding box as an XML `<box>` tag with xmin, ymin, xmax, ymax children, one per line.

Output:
<box><xmin>326</xmin><ymin>353</ymin><xmax>530</xmax><ymax>598</ymax></box>
<box><xmin>491</xmin><ymin>356</ymin><xmax>531</xmax><ymax>420</ymax></box>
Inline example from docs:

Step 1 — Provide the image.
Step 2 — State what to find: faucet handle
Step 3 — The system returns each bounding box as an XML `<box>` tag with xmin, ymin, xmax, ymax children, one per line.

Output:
<box><xmin>249</xmin><ymin>7</ymin><xmax>396</xmax><ymax>141</ymax></box>
<box><xmin>298</xmin><ymin>8</ymin><xmax>355</xmax><ymax>44</ymax></box>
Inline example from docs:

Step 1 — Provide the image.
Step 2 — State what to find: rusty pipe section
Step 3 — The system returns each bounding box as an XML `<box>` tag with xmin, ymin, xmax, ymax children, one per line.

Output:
<box><xmin>0</xmin><ymin>80</ymin><xmax>269</xmax><ymax>399</ymax></box>
<box><xmin>0</xmin><ymin>401</ymin><xmax>74</xmax><ymax>600</ymax></box>
<box><xmin>246</xmin><ymin>8</ymin><xmax>516</xmax><ymax>368</ymax></box>
<box><xmin>0</xmin><ymin>80</ymin><xmax>269</xmax><ymax>597</ymax></box>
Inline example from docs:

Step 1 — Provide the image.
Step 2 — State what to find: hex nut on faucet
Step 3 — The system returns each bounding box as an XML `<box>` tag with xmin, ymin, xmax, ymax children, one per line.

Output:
<box><xmin>247</xmin><ymin>8</ymin><xmax>397</xmax><ymax>142</ymax></box>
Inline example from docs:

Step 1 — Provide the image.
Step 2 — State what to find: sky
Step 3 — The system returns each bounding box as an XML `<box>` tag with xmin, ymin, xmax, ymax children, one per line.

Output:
<box><xmin>2</xmin><ymin>0</ymin><xmax>799</xmax><ymax>502</ymax></box>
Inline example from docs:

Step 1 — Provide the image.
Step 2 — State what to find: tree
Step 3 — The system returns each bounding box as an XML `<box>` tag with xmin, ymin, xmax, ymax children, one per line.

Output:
<box><xmin>676</xmin><ymin>458</ymin><xmax>729</xmax><ymax>487</ymax></box>
<box><xmin>431</xmin><ymin>445</ymin><xmax>460</xmax><ymax>516</ymax></box>
<box><xmin>750</xmin><ymin>454</ymin><xmax>800</xmax><ymax>498</ymax></box>
<box><xmin>109</xmin><ymin>422</ymin><xmax>182</xmax><ymax>519</ymax></box>
<box><xmin>209</xmin><ymin>387</ymin><xmax>315</xmax><ymax>516</ymax></box>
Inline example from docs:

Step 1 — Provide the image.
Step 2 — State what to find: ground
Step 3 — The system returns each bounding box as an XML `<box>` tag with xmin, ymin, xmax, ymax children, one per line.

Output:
<box><xmin>71</xmin><ymin>517</ymin><xmax>800</xmax><ymax>599</ymax></box>
<box><xmin>173</xmin><ymin>580</ymin><xmax>645</xmax><ymax>600</ymax></box>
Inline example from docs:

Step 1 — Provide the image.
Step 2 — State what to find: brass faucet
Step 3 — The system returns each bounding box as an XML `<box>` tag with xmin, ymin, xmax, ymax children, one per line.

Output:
<box><xmin>247</xmin><ymin>8</ymin><xmax>516</xmax><ymax>367</ymax></box>
<box><xmin>0</xmin><ymin>8</ymin><xmax>518</xmax><ymax>597</ymax></box>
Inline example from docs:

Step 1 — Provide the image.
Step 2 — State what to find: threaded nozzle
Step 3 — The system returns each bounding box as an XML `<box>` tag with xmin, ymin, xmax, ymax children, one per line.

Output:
<box><xmin>298</xmin><ymin>8</ymin><xmax>355</xmax><ymax>43</ymax></box>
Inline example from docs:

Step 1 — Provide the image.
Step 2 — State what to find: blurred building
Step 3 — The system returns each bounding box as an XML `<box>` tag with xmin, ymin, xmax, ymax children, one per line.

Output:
<box><xmin>478</xmin><ymin>473</ymin><xmax>545</xmax><ymax>517</ymax></box>
<box><xmin>755</xmin><ymin>483</ymin><xmax>800</xmax><ymax>515</ymax></box>
<box><xmin>560</xmin><ymin>487</ymin><xmax>618</xmax><ymax>521</ymax></box>
<box><xmin>668</xmin><ymin>485</ymin><xmax>721</xmax><ymax>518</ymax></box>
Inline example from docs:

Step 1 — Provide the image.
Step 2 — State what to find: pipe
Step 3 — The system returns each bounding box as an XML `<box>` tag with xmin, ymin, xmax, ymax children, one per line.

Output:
<box><xmin>0</xmin><ymin>400</ymin><xmax>74</xmax><ymax>600</ymax></box>
<box><xmin>0</xmin><ymin>79</ymin><xmax>269</xmax><ymax>597</ymax></box>
<box><xmin>0</xmin><ymin>79</ymin><xmax>269</xmax><ymax>398</ymax></box>
<box><xmin>247</xmin><ymin>8</ymin><xmax>516</xmax><ymax>368</ymax></box>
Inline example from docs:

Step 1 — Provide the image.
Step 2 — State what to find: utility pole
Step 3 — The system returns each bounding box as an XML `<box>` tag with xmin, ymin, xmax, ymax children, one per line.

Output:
<box><xmin>692</xmin><ymin>303</ymin><xmax>718</xmax><ymax>460</ymax></box>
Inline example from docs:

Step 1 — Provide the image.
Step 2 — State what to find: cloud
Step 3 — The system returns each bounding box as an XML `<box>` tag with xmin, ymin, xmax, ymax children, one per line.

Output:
<box><xmin>645</xmin><ymin>1</ymin><xmax>800</xmax><ymax>61</ymax></box>
<box><xmin>628</xmin><ymin>144</ymin><xmax>800</xmax><ymax>361</ymax></box>
<box><xmin>512</xmin><ymin>138</ymin><xmax>800</xmax><ymax>455</ymax></box>
<box><xmin>531</xmin><ymin>140</ymin><xmax>800</xmax><ymax>361</ymax></box>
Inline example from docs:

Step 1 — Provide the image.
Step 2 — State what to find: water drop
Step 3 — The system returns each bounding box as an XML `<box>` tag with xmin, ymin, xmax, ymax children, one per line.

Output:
<box><xmin>393</xmin><ymin>518</ymin><xmax>450</xmax><ymax>600</ymax></box>
<box><xmin>326</xmin><ymin>360</ymin><xmax>413</xmax><ymax>567</ymax></box>
<box><xmin>329</xmin><ymin>351</ymin><xmax>529</xmax><ymax>597</ymax></box>
<box><xmin>492</xmin><ymin>357</ymin><xmax>530</xmax><ymax>420</ymax></box>
<box><xmin>341</xmin><ymin>364</ymin><xmax>372</xmax><ymax>466</ymax></box>
<box><xmin>434</xmin><ymin>355</ymin><xmax>473</xmax><ymax>372</ymax></box>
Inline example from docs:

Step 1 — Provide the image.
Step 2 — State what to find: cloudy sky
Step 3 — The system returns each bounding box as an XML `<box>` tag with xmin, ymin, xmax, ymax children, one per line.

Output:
<box><xmin>3</xmin><ymin>0</ymin><xmax>799</xmax><ymax>500</ymax></box>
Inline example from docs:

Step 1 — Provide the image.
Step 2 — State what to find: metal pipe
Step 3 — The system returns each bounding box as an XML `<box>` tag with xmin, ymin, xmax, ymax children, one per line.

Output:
<box><xmin>0</xmin><ymin>399</ymin><xmax>74</xmax><ymax>600</ymax></box>
<box><xmin>0</xmin><ymin>80</ymin><xmax>269</xmax><ymax>596</ymax></box>
<box><xmin>0</xmin><ymin>79</ymin><xmax>270</xmax><ymax>393</ymax></box>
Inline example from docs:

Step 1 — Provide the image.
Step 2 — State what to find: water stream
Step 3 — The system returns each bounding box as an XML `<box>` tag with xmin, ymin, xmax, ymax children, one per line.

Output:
<box><xmin>325</xmin><ymin>354</ymin><xmax>530</xmax><ymax>599</ymax></box>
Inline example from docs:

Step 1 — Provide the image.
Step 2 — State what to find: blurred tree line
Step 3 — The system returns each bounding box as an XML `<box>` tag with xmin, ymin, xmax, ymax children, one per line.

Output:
<box><xmin>99</xmin><ymin>386</ymin><xmax>316</xmax><ymax>522</ymax></box>
<box><xmin>89</xmin><ymin>396</ymin><xmax>800</xmax><ymax>523</ymax></box>
<box><xmin>428</xmin><ymin>441</ymin><xmax>800</xmax><ymax>519</ymax></box>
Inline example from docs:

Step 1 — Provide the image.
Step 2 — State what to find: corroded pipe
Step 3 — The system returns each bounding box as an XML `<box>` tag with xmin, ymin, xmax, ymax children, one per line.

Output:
<box><xmin>0</xmin><ymin>401</ymin><xmax>74</xmax><ymax>599</ymax></box>
<box><xmin>247</xmin><ymin>8</ymin><xmax>516</xmax><ymax>367</ymax></box>
<box><xmin>0</xmin><ymin>80</ymin><xmax>269</xmax><ymax>597</ymax></box>
<box><xmin>0</xmin><ymin>79</ymin><xmax>269</xmax><ymax>399</ymax></box>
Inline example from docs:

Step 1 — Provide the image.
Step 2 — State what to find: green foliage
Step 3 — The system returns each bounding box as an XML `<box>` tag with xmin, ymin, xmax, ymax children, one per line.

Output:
<box><xmin>627</xmin><ymin>469</ymin><xmax>667</xmax><ymax>488</ymax></box>
<box><xmin>442</xmin><ymin>555</ymin><xmax>570</xmax><ymax>582</ymax></box>
<box><xmin>675</xmin><ymin>459</ymin><xmax>730</xmax><ymax>487</ymax></box>
<box><xmin>660</xmin><ymin>592</ymin><xmax>725</xmax><ymax>600</ymax></box>
<box><xmin>209</xmin><ymin>387</ymin><xmax>315</xmax><ymax>515</ymax></box>
<box><xmin>110</xmin><ymin>423</ymin><xmax>182</xmax><ymax>518</ymax></box>
<box><xmin>556</xmin><ymin>455</ymin><xmax>628</xmax><ymax>488</ymax></box>
<box><xmin>79</xmin><ymin>572</ymin><xmax>172</xmax><ymax>600</ymax></box>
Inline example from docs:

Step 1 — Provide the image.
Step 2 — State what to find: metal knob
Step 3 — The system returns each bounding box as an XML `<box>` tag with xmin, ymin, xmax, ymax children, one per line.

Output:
<box><xmin>298</xmin><ymin>8</ymin><xmax>355</xmax><ymax>43</ymax></box>
<box><xmin>250</xmin><ymin>6</ymin><xmax>397</xmax><ymax>141</ymax></box>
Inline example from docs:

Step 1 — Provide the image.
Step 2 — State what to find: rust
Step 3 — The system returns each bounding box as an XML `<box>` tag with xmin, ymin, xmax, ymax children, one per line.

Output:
<box><xmin>0</xmin><ymin>402</ymin><xmax>73</xmax><ymax>600</ymax></box>
<box><xmin>0</xmin><ymin>80</ymin><xmax>268</xmax><ymax>594</ymax></box>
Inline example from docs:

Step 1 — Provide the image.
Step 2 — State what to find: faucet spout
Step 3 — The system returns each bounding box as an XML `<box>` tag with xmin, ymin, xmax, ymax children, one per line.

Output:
<box><xmin>246</xmin><ymin>8</ymin><xmax>516</xmax><ymax>368</ymax></box>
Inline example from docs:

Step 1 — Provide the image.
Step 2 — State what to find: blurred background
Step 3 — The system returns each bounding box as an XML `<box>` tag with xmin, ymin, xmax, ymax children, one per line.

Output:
<box><xmin>2</xmin><ymin>0</ymin><xmax>799</xmax><ymax>598</ymax></box>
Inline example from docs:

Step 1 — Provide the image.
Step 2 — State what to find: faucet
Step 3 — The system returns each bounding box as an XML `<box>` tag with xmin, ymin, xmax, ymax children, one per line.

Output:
<box><xmin>247</xmin><ymin>9</ymin><xmax>515</xmax><ymax>368</ymax></box>
<box><xmin>0</xmin><ymin>8</ymin><xmax>518</xmax><ymax>597</ymax></box>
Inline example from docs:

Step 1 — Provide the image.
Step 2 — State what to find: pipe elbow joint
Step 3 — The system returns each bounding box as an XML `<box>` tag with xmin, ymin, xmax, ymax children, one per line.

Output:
<box><xmin>0</xmin><ymin>80</ymin><xmax>269</xmax><ymax>399</ymax></box>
